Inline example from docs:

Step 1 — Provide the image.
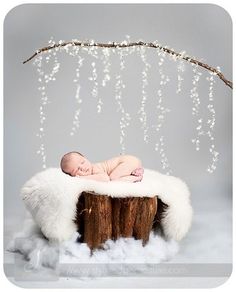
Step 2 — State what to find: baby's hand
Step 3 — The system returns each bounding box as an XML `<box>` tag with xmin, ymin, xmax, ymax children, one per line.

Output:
<box><xmin>131</xmin><ymin>167</ymin><xmax>144</xmax><ymax>182</ymax></box>
<box><xmin>131</xmin><ymin>167</ymin><xmax>144</xmax><ymax>177</ymax></box>
<box><xmin>133</xmin><ymin>175</ymin><xmax>143</xmax><ymax>182</ymax></box>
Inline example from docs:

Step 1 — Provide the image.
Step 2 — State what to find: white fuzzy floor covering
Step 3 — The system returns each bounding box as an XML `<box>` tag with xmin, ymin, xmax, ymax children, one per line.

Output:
<box><xmin>7</xmin><ymin>217</ymin><xmax>179</xmax><ymax>277</ymax></box>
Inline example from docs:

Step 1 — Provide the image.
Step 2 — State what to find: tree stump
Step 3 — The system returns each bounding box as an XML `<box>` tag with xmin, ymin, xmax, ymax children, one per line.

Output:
<box><xmin>75</xmin><ymin>191</ymin><xmax>158</xmax><ymax>250</ymax></box>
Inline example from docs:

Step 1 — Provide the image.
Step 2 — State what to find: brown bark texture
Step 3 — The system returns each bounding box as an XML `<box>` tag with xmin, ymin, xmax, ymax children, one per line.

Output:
<box><xmin>75</xmin><ymin>191</ymin><xmax>159</xmax><ymax>250</ymax></box>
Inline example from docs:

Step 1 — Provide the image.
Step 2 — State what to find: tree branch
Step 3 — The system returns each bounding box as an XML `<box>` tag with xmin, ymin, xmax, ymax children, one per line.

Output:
<box><xmin>23</xmin><ymin>40</ymin><xmax>232</xmax><ymax>89</ymax></box>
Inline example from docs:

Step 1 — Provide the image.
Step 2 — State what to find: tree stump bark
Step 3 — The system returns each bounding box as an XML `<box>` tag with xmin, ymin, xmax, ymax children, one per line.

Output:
<box><xmin>75</xmin><ymin>191</ymin><xmax>158</xmax><ymax>250</ymax></box>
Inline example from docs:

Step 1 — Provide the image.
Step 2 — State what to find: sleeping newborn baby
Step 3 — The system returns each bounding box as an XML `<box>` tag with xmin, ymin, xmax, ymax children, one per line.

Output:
<box><xmin>60</xmin><ymin>151</ymin><xmax>144</xmax><ymax>183</ymax></box>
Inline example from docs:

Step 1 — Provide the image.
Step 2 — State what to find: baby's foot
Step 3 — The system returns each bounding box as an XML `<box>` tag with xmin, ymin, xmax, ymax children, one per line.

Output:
<box><xmin>133</xmin><ymin>175</ymin><xmax>143</xmax><ymax>183</ymax></box>
<box><xmin>131</xmin><ymin>167</ymin><xmax>144</xmax><ymax>177</ymax></box>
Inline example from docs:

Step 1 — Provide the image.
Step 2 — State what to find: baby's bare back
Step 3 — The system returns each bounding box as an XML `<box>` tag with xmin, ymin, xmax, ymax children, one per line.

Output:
<box><xmin>93</xmin><ymin>155</ymin><xmax>142</xmax><ymax>179</ymax></box>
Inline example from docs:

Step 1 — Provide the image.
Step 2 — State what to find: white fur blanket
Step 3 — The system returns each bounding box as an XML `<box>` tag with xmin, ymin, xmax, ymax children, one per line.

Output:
<box><xmin>7</xmin><ymin>217</ymin><xmax>180</xmax><ymax>275</ymax></box>
<box><xmin>21</xmin><ymin>168</ymin><xmax>193</xmax><ymax>243</ymax></box>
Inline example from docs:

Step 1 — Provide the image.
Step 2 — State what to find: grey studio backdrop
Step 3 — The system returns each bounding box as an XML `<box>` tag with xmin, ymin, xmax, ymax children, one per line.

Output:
<box><xmin>4</xmin><ymin>3</ymin><xmax>232</xmax><ymax>274</ymax></box>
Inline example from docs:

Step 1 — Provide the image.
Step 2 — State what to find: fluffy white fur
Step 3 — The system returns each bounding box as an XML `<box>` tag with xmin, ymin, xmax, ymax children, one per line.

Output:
<box><xmin>21</xmin><ymin>168</ymin><xmax>193</xmax><ymax>243</ymax></box>
<box><xmin>7</xmin><ymin>217</ymin><xmax>180</xmax><ymax>275</ymax></box>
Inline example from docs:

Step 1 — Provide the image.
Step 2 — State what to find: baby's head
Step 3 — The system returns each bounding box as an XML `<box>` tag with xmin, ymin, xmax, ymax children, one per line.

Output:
<box><xmin>60</xmin><ymin>151</ymin><xmax>92</xmax><ymax>176</ymax></box>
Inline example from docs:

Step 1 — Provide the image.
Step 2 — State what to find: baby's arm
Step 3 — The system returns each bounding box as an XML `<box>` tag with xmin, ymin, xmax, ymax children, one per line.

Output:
<box><xmin>77</xmin><ymin>173</ymin><xmax>110</xmax><ymax>182</ymax></box>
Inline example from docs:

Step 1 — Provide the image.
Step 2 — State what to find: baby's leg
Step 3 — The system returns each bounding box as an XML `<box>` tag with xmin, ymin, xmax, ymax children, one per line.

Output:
<box><xmin>113</xmin><ymin>175</ymin><xmax>141</xmax><ymax>183</ymax></box>
<box><xmin>109</xmin><ymin>162</ymin><xmax>138</xmax><ymax>181</ymax></box>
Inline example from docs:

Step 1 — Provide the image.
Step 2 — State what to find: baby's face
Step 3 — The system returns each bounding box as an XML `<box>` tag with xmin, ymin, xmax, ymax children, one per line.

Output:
<box><xmin>64</xmin><ymin>154</ymin><xmax>92</xmax><ymax>177</ymax></box>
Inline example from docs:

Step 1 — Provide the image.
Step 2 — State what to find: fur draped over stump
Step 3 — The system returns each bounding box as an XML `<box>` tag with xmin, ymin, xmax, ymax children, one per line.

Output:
<box><xmin>21</xmin><ymin>168</ymin><xmax>193</xmax><ymax>248</ymax></box>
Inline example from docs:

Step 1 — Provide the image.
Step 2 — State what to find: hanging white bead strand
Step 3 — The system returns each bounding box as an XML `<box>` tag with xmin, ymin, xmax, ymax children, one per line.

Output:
<box><xmin>206</xmin><ymin>70</ymin><xmax>219</xmax><ymax>173</ymax></box>
<box><xmin>114</xmin><ymin>48</ymin><xmax>131</xmax><ymax>154</ymax></box>
<box><xmin>137</xmin><ymin>45</ymin><xmax>151</xmax><ymax>143</ymax></box>
<box><xmin>176</xmin><ymin>52</ymin><xmax>186</xmax><ymax>94</ymax></box>
<box><xmin>154</xmin><ymin>49</ymin><xmax>172</xmax><ymax>175</ymax></box>
<box><xmin>70</xmin><ymin>48</ymin><xmax>84</xmax><ymax>136</ymax></box>
<box><xmin>87</xmin><ymin>41</ymin><xmax>103</xmax><ymax>114</ymax></box>
<box><xmin>190</xmin><ymin>63</ymin><xmax>202</xmax><ymax>151</ymax></box>
<box><xmin>155</xmin><ymin>136</ymin><xmax>172</xmax><ymax>175</ymax></box>
<box><xmin>33</xmin><ymin>42</ymin><xmax>60</xmax><ymax>169</ymax></box>
<box><xmin>101</xmin><ymin>47</ymin><xmax>111</xmax><ymax>87</ymax></box>
<box><xmin>152</xmin><ymin>51</ymin><xmax>171</xmax><ymax>135</ymax></box>
<box><xmin>34</xmin><ymin>55</ymin><xmax>47</xmax><ymax>169</ymax></box>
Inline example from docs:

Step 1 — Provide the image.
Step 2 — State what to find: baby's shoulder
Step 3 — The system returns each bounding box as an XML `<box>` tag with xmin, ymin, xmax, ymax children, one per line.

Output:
<box><xmin>92</xmin><ymin>163</ymin><xmax>105</xmax><ymax>174</ymax></box>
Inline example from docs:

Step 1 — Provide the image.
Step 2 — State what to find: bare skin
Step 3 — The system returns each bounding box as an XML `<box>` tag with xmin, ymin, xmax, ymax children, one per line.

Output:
<box><xmin>61</xmin><ymin>153</ymin><xmax>144</xmax><ymax>182</ymax></box>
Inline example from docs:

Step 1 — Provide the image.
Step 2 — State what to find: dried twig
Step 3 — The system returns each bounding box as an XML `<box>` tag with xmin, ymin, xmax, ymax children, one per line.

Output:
<box><xmin>23</xmin><ymin>40</ymin><xmax>232</xmax><ymax>89</ymax></box>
